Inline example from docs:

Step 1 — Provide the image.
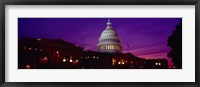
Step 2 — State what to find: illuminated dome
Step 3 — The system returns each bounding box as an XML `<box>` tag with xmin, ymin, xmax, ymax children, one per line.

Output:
<box><xmin>97</xmin><ymin>18</ymin><xmax>122</xmax><ymax>53</ymax></box>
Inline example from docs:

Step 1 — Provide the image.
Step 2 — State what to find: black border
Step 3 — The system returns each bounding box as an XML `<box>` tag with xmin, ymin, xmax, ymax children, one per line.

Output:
<box><xmin>0</xmin><ymin>0</ymin><xmax>200</xmax><ymax>87</ymax></box>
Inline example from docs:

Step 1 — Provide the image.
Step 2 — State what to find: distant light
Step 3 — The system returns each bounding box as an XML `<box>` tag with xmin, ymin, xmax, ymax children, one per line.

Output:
<box><xmin>75</xmin><ymin>59</ymin><xmax>79</xmax><ymax>62</ymax></box>
<box><xmin>159</xmin><ymin>63</ymin><xmax>161</xmax><ymax>65</ymax></box>
<box><xmin>26</xmin><ymin>64</ymin><xmax>30</xmax><ymax>69</ymax></box>
<box><xmin>44</xmin><ymin>56</ymin><xmax>47</xmax><ymax>59</ymax></box>
<box><xmin>70</xmin><ymin>59</ymin><xmax>73</xmax><ymax>62</ymax></box>
<box><xmin>35</xmin><ymin>48</ymin><xmax>37</xmax><ymax>50</ymax></box>
<box><xmin>122</xmin><ymin>62</ymin><xmax>124</xmax><ymax>65</ymax></box>
<box><xmin>56</xmin><ymin>51</ymin><xmax>59</xmax><ymax>53</ymax></box>
<box><xmin>63</xmin><ymin>59</ymin><xmax>66</xmax><ymax>62</ymax></box>
<box><xmin>131</xmin><ymin>61</ymin><xmax>133</xmax><ymax>64</ymax></box>
<box><xmin>29</xmin><ymin>48</ymin><xmax>32</xmax><ymax>50</ymax></box>
<box><xmin>23</xmin><ymin>47</ymin><xmax>26</xmax><ymax>49</ymax></box>
<box><xmin>93</xmin><ymin>56</ymin><xmax>95</xmax><ymax>59</ymax></box>
<box><xmin>40</xmin><ymin>49</ymin><xmax>42</xmax><ymax>51</ymax></box>
<box><xmin>38</xmin><ymin>38</ymin><xmax>41</xmax><ymax>41</ymax></box>
<box><xmin>97</xmin><ymin>57</ymin><xmax>99</xmax><ymax>59</ymax></box>
<box><xmin>155</xmin><ymin>63</ymin><xmax>158</xmax><ymax>65</ymax></box>
<box><xmin>118</xmin><ymin>62</ymin><xmax>121</xmax><ymax>64</ymax></box>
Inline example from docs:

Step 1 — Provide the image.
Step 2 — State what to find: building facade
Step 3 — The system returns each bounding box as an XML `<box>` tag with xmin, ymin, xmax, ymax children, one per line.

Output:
<box><xmin>18</xmin><ymin>37</ymin><xmax>84</xmax><ymax>69</ymax></box>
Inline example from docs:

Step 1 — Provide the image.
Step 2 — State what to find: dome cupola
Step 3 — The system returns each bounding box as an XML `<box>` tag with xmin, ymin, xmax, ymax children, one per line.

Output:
<box><xmin>97</xmin><ymin>18</ymin><xmax>122</xmax><ymax>53</ymax></box>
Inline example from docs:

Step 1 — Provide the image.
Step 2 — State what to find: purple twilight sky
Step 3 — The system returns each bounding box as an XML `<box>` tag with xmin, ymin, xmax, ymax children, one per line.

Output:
<box><xmin>18</xmin><ymin>18</ymin><xmax>181</xmax><ymax>61</ymax></box>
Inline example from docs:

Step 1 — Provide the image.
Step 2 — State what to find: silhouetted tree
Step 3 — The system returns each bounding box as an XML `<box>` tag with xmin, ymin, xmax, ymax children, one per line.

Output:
<box><xmin>167</xmin><ymin>20</ymin><xmax>182</xmax><ymax>69</ymax></box>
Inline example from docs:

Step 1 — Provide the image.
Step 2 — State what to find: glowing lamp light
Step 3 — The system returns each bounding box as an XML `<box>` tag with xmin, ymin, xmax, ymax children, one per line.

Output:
<box><xmin>155</xmin><ymin>63</ymin><xmax>158</xmax><ymax>65</ymax></box>
<box><xmin>56</xmin><ymin>51</ymin><xmax>59</xmax><ymax>53</ymax></box>
<box><xmin>63</xmin><ymin>59</ymin><xmax>66</xmax><ymax>62</ymax></box>
<box><xmin>155</xmin><ymin>62</ymin><xmax>161</xmax><ymax>65</ymax></box>
<box><xmin>118</xmin><ymin>62</ymin><xmax>121</xmax><ymax>64</ymax></box>
<box><xmin>122</xmin><ymin>62</ymin><xmax>125</xmax><ymax>65</ymax></box>
<box><xmin>70</xmin><ymin>59</ymin><xmax>73</xmax><ymax>62</ymax></box>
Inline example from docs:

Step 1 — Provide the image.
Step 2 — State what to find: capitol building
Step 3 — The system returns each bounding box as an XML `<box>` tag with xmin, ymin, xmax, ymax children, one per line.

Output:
<box><xmin>97</xmin><ymin>19</ymin><xmax>122</xmax><ymax>53</ymax></box>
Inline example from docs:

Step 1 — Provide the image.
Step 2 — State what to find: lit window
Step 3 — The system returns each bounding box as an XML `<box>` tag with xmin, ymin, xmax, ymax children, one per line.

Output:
<box><xmin>40</xmin><ymin>56</ymin><xmax>48</xmax><ymax>64</ymax></box>
<box><xmin>70</xmin><ymin>56</ymin><xmax>73</xmax><ymax>62</ymax></box>
<box><xmin>112</xmin><ymin>59</ymin><xmax>115</xmax><ymax>63</ymax></box>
